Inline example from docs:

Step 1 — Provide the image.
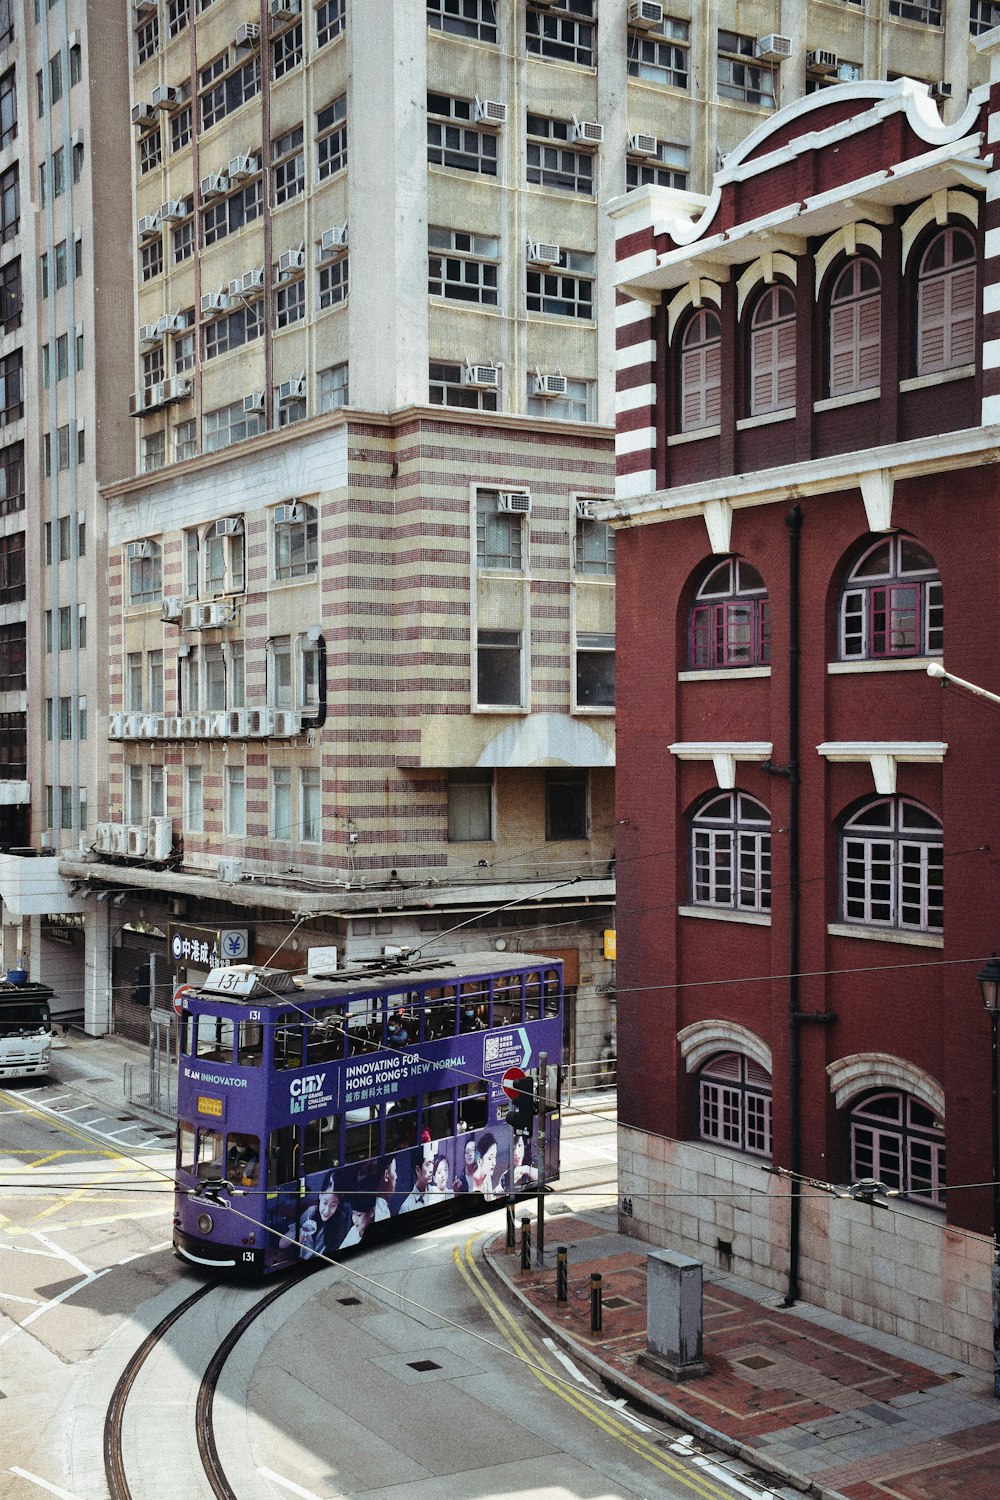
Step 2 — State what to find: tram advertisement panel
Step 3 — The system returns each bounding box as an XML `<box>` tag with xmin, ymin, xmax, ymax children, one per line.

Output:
<box><xmin>276</xmin><ymin>1119</ymin><xmax>545</xmax><ymax>1260</ymax></box>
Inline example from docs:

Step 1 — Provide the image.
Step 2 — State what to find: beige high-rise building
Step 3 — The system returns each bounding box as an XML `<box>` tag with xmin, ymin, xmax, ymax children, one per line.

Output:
<box><xmin>8</xmin><ymin>0</ymin><xmax>991</xmax><ymax>1068</ymax></box>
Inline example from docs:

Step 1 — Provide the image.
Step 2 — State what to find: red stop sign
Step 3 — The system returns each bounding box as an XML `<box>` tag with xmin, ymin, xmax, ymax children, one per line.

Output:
<box><xmin>501</xmin><ymin>1066</ymin><xmax>526</xmax><ymax>1100</ymax></box>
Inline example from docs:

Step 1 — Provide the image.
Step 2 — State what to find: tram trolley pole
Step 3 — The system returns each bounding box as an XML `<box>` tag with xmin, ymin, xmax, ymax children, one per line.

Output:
<box><xmin>556</xmin><ymin>1245</ymin><xmax>568</xmax><ymax>1307</ymax></box>
<box><xmin>536</xmin><ymin>1050</ymin><xmax>547</xmax><ymax>1267</ymax></box>
<box><xmin>520</xmin><ymin>1215</ymin><xmax>532</xmax><ymax>1272</ymax></box>
<box><xmin>591</xmin><ymin>1272</ymin><xmax>603</xmax><ymax>1333</ymax></box>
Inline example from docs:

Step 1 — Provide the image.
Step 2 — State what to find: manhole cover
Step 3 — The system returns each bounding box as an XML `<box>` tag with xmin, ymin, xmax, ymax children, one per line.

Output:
<box><xmin>407</xmin><ymin>1359</ymin><xmax>441</xmax><ymax>1373</ymax></box>
<box><xmin>337</xmin><ymin>1296</ymin><xmax>361</xmax><ymax>1306</ymax></box>
<box><xmin>603</xmin><ymin>1296</ymin><xmax>633</xmax><ymax>1309</ymax></box>
<box><xmin>738</xmin><ymin>1355</ymin><xmax>776</xmax><ymax>1370</ymax></box>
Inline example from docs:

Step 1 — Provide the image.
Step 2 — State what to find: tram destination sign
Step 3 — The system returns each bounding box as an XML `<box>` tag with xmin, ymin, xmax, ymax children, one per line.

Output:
<box><xmin>168</xmin><ymin>922</ymin><xmax>250</xmax><ymax>970</ymax></box>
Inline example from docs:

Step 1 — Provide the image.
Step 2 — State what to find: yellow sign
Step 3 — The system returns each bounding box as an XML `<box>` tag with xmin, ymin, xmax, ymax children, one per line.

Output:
<box><xmin>197</xmin><ymin>1095</ymin><xmax>223</xmax><ymax>1119</ymax></box>
<box><xmin>603</xmin><ymin>929</ymin><xmax>616</xmax><ymax>960</ymax></box>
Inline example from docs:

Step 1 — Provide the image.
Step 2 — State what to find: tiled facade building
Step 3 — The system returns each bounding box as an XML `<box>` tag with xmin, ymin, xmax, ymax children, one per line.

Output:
<box><xmin>608</xmin><ymin>43</ymin><xmax>1000</xmax><ymax>1367</ymax></box>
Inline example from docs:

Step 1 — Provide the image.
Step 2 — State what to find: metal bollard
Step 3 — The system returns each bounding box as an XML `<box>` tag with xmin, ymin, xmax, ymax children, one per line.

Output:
<box><xmin>505</xmin><ymin>1204</ymin><xmax>516</xmax><ymax>1253</ymax></box>
<box><xmin>556</xmin><ymin>1245</ymin><xmax>568</xmax><ymax>1307</ymax></box>
<box><xmin>520</xmin><ymin>1216</ymin><xmax>532</xmax><ymax>1272</ymax></box>
<box><xmin>590</xmin><ymin>1271</ymin><xmax>603</xmax><ymax>1333</ymax></box>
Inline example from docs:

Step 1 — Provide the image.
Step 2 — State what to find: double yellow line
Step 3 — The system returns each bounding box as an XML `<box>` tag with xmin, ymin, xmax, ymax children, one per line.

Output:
<box><xmin>453</xmin><ymin>1235</ymin><xmax>741</xmax><ymax>1500</ymax></box>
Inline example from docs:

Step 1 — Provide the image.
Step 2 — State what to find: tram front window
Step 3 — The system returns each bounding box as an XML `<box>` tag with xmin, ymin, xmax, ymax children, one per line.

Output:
<box><xmin>544</xmin><ymin>968</ymin><xmax>561</xmax><ymax>1016</ymax></box>
<box><xmin>226</xmin><ymin>1132</ymin><xmax>260</xmax><ymax>1186</ymax></box>
<box><xmin>195</xmin><ymin>1127</ymin><xmax>225</xmax><ymax>1179</ymax></box>
<box><xmin>194</xmin><ymin>1014</ymin><xmax>234</xmax><ymax>1063</ymax></box>
<box><xmin>178</xmin><ymin>1120</ymin><xmax>195</xmax><ymax>1173</ymax></box>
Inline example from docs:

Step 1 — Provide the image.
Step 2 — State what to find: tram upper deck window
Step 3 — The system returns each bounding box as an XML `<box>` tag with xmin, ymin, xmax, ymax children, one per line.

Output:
<box><xmin>274</xmin><ymin>1017</ymin><xmax>305</xmax><ymax>1069</ymax></box>
<box><xmin>237</xmin><ymin>1018</ymin><xmax>264</xmax><ymax>1066</ymax></box>
<box><xmin>460</xmin><ymin>982</ymin><xmax>488</xmax><ymax>1032</ymax></box>
<box><xmin>386</xmin><ymin>992</ymin><xmax>420</xmax><ymax>1045</ymax></box>
<box><xmin>347</xmin><ymin>994</ymin><xmax>385</xmax><ymax>1055</ymax></box>
<box><xmin>193</xmin><ymin>1012</ymin><xmax>234</xmax><ymax>1062</ymax></box>
<box><xmin>491</xmin><ymin>974</ymin><xmax>522</xmax><ymax>1027</ymax></box>
<box><xmin>543</xmin><ymin>968</ymin><xmax>560</xmax><ymax>1016</ymax></box>
<box><xmin>425</xmin><ymin>985</ymin><xmax>457</xmax><ymax>1039</ymax></box>
<box><xmin>306</xmin><ymin>1006</ymin><xmax>346</xmax><ymax>1064</ymax></box>
<box><xmin>524</xmin><ymin>972</ymin><xmax>542</xmax><ymax>1020</ymax></box>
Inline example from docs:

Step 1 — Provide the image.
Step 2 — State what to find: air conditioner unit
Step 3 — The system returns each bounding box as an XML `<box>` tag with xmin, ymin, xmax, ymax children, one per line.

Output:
<box><xmin>243</xmin><ymin>391</ymin><xmax>265</xmax><ymax>412</ymax></box>
<box><xmin>274</xmin><ymin>502</ymin><xmax>305</xmax><ymax>524</ymax></box>
<box><xmin>271</xmin><ymin>710</ymin><xmax>302</xmax><ymax>737</ymax></box>
<box><xmin>462</xmin><ymin>362</ymin><xmax>499</xmax><ymax>390</ymax></box>
<box><xmin>190</xmin><ymin>715</ymin><xmax>211</xmax><ymax>736</ymax></box>
<box><xmin>218</xmin><ymin>858</ymin><xmax>245</xmax><ymax>883</ymax></box>
<box><xmin>148</xmin><ymin>817</ymin><xmax>173</xmax><ymax>861</ymax></box>
<box><xmin>228</xmin><ymin>152</ymin><xmax>258</xmax><ymax>181</ymax></box>
<box><xmin>109</xmin><ymin>824</ymin><xmax>129</xmax><ymax>856</ymax></box>
<box><xmin>572</xmin><ymin>118</ymin><xmax>604</xmax><ymax>145</ymax></box>
<box><xmin>231</xmin><ymin>266</ymin><xmax>265</xmax><ymax>296</ymax></box>
<box><xmin>152</xmin><ymin>84</ymin><xmax>180</xmax><ymax>111</ymax></box>
<box><xmin>201</xmin><ymin>602</ymin><xmax>232</xmax><ymax>628</ymax></box>
<box><xmin>932</xmin><ymin>80</ymin><xmax>952</xmax><ymax>100</ymax></box>
<box><xmin>277</xmin><ymin>374</ymin><xmax>306</xmax><ymax>403</ymax></box>
<box><xmin>837</xmin><ymin>62</ymin><xmax>862</xmax><ymax>82</ymax></box>
<box><xmin>127</xmin><ymin>540</ymin><xmax>153</xmax><ymax>560</ymax></box>
<box><xmin>129</xmin><ymin>389</ymin><xmax>151</xmax><ymax>416</ymax></box>
<box><xmin>214</xmin><ymin>516</ymin><xmax>241</xmax><ymax>537</ymax></box>
<box><xmin>134</xmin><ymin>0</ymin><xmax>157</xmax><ymax>11</ymax></box>
<box><xmin>137</xmin><ymin>215</ymin><xmax>161</xmax><ymax>240</ymax></box>
<box><xmin>179</xmin><ymin>716</ymin><xmax>198</xmax><ymax>738</ymax></box>
<box><xmin>527</xmin><ymin>240</ymin><xmax>561</xmax><ymax>267</ymax></box>
<box><xmin>227</xmin><ymin>709</ymin><xmax>249</xmax><ymax>737</ymax></box>
<box><xmin>159</xmin><ymin>199</ymin><xmax>187</xmax><ymax>222</ymax></box>
<box><xmin>140</xmin><ymin>715</ymin><xmax>164</xmax><ymax>739</ymax></box>
<box><xmin>235</xmin><ymin>22</ymin><xmax>260</xmax><ymax>46</ymax></box>
<box><xmin>277</xmin><ymin>245</ymin><xmax>305</xmax><ymax>278</ymax></box>
<box><xmin>200</xmin><ymin>171</ymin><xmax>228</xmax><ymax>200</ymax></box>
<box><xmin>247</xmin><ymin>708</ymin><xmax>273</xmax><ymax>737</ymax></box>
<box><xmin>181</xmin><ymin>603</ymin><xmax>202</xmax><ymax>631</ymax></box>
<box><xmin>131</xmin><ymin>102</ymin><xmax>155</xmax><ymax>126</ymax></box>
<box><xmin>498</xmin><ymin>491</ymin><xmax>531</xmax><ymax>515</ymax></box>
<box><xmin>270</xmin><ymin>0</ymin><xmax>301</xmax><ymax>16</ymax></box>
<box><xmin>320</xmin><ymin>223</ymin><xmax>348</xmax><ymax>253</ymax></box>
<box><xmin>755</xmin><ymin>33</ymin><xmax>791</xmax><ymax>61</ymax></box>
<box><xmin>474</xmin><ymin>97</ymin><xmax>507</xmax><ymax>126</ymax></box>
<box><xmin>109</xmin><ymin>714</ymin><xmax>126</xmax><ymax>740</ymax></box>
<box><xmin>157</xmin><ymin>310</ymin><xmax>187</xmax><ymax>333</ymax></box>
<box><xmin>95</xmin><ymin>823</ymin><xmax>114</xmax><ymax>854</ymax></box>
<box><xmin>204</xmin><ymin>711</ymin><xmax>230</xmax><ymax>737</ymax></box>
<box><xmin>146</xmin><ymin>382</ymin><xmax>166</xmax><ymax>410</ymax></box>
<box><xmin>575</xmin><ymin>498</ymin><xmax>599</xmax><ymax>520</ymax></box>
<box><xmin>628</xmin><ymin>0</ymin><xmax>664</xmax><ymax>28</ymax></box>
<box><xmin>200</xmin><ymin>288</ymin><xmax>230</xmax><ymax>315</ymax></box>
<box><xmin>127</xmin><ymin>826</ymin><xmax>149</xmax><ymax>857</ymax></box>
<box><xmin>628</xmin><ymin>132</ymin><xmax>658</xmax><ymax>158</ymax></box>
<box><xmin>806</xmin><ymin>50</ymin><xmax>839</xmax><ymax>75</ymax></box>
<box><xmin>162</xmin><ymin>376</ymin><xmax>192</xmax><ymax>403</ymax></box>
<box><xmin>124</xmin><ymin>713</ymin><xmax>144</xmax><ymax>738</ymax></box>
<box><xmin>138</xmin><ymin>322</ymin><xmax>161</xmax><ymax>348</ymax></box>
<box><xmin>163</xmin><ymin>716</ymin><xmax>183</xmax><ymax>738</ymax></box>
<box><xmin>533</xmin><ymin>372</ymin><xmax>568</xmax><ymax>398</ymax></box>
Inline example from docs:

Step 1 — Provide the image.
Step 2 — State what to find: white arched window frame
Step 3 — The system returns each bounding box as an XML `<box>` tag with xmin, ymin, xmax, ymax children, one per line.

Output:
<box><xmin>849</xmin><ymin>1090</ymin><xmax>945</xmax><ymax>1206</ymax></box>
<box><xmin>679</xmin><ymin>307</ymin><xmax>721</xmax><ymax>432</ymax></box>
<box><xmin>699</xmin><ymin>1051</ymin><xmax>772</xmax><ymax>1157</ymax></box>
<box><xmin>916</xmin><ymin>226</ymin><xmax>976</xmax><ymax>377</ymax></box>
<box><xmin>691</xmin><ymin>790</ymin><xmax>771</xmax><ymax>913</ymax></box>
<box><xmin>203</xmin><ymin>516</ymin><xmax>246</xmax><ymax>596</ymax></box>
<box><xmin>273</xmin><ymin>501</ymin><xmax>319</xmax><ymax>580</ymax></box>
<box><xmin>829</xmin><ymin>257</ymin><xmax>881</xmax><ymax>397</ymax></box>
<box><xmin>689</xmin><ymin>557</ymin><xmax>770</xmax><ymax>670</ymax></box>
<box><xmin>839</xmin><ymin>534</ymin><xmax>943</xmax><ymax>661</ymax></box>
<box><xmin>749</xmin><ymin>284</ymin><xmax>796</xmax><ymax>416</ymax></box>
<box><xmin>841</xmin><ymin>795</ymin><xmax>942</xmax><ymax>933</ymax></box>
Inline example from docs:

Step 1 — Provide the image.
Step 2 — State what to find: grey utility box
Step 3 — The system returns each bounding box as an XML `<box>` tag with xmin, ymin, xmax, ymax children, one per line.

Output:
<box><xmin>639</xmin><ymin>1249</ymin><xmax>710</xmax><ymax>1381</ymax></box>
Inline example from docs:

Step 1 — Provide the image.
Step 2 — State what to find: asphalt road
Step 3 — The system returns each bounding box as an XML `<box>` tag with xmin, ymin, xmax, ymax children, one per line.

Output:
<box><xmin>0</xmin><ymin>1078</ymin><xmax>760</xmax><ymax>1500</ymax></box>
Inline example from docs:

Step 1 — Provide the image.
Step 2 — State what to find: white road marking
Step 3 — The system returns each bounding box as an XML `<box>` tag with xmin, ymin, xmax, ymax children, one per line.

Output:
<box><xmin>7</xmin><ymin>1468</ymin><xmax>86</xmax><ymax>1499</ymax></box>
<box><xmin>118</xmin><ymin>1240</ymin><xmax>171</xmax><ymax>1264</ymax></box>
<box><xmin>0</xmin><ymin>1268</ymin><xmax>110</xmax><ymax>1348</ymax></box>
<box><xmin>257</xmin><ymin>1466</ymin><xmax>328</xmax><ymax>1499</ymax></box>
<box><xmin>32</xmin><ymin>1232</ymin><xmax>95</xmax><ymax>1279</ymax></box>
<box><xmin>0</xmin><ymin>1292</ymin><xmax>43</xmax><ymax>1306</ymax></box>
<box><xmin>690</xmin><ymin>1454</ymin><xmax>778</xmax><ymax>1498</ymax></box>
<box><xmin>596</xmin><ymin>1396</ymin><xmax>653</xmax><ymax>1433</ymax></box>
<box><xmin>542</xmin><ymin>1336</ymin><xmax>600</xmax><ymax>1390</ymax></box>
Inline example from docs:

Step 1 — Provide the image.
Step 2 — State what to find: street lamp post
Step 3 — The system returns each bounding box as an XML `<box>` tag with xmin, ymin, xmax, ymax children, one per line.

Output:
<box><xmin>977</xmin><ymin>955</ymin><xmax>1000</xmax><ymax>1399</ymax></box>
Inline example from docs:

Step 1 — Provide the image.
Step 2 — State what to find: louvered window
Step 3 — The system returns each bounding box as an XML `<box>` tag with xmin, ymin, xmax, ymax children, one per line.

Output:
<box><xmin>749</xmin><ymin>285</ymin><xmax>796</xmax><ymax>416</ymax></box>
<box><xmin>829</xmin><ymin>258</ymin><xmax>881</xmax><ymax>397</ymax></box>
<box><xmin>699</xmin><ymin>1052</ymin><xmax>772</xmax><ymax>1156</ymax></box>
<box><xmin>679</xmin><ymin>308</ymin><xmax>721</xmax><ymax>432</ymax></box>
<box><xmin>916</xmin><ymin>227</ymin><xmax>975</xmax><ymax>377</ymax></box>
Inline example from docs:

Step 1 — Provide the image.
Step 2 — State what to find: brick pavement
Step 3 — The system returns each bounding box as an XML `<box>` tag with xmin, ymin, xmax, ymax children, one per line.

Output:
<box><xmin>485</xmin><ymin>1207</ymin><xmax>1000</xmax><ymax>1500</ymax></box>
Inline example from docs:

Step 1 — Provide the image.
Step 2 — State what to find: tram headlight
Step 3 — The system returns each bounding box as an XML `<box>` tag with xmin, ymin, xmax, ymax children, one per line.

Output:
<box><xmin>197</xmin><ymin>1212</ymin><xmax>213</xmax><ymax>1234</ymax></box>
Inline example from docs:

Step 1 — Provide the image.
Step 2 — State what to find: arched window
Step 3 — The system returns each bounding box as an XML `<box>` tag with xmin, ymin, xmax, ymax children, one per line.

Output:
<box><xmin>916</xmin><ymin>226</ymin><xmax>975</xmax><ymax>376</ymax></box>
<box><xmin>699</xmin><ymin>1052</ymin><xmax>772</xmax><ymax>1157</ymax></box>
<box><xmin>691</xmin><ymin>791</ymin><xmax>770</xmax><ymax>913</ymax></box>
<box><xmin>748</xmin><ymin>284</ymin><xmax>795</xmax><ymax>415</ymax></box>
<box><xmin>829</xmin><ymin>257</ymin><xmax>881</xmax><ymax>397</ymax></box>
<box><xmin>679</xmin><ymin>307</ymin><xmax>721</xmax><ymax>432</ymax></box>
<box><xmin>841</xmin><ymin>796</ymin><xmax>942</xmax><ymax>933</ymax></box>
<box><xmin>849</xmin><ymin>1090</ymin><xmax>945</xmax><ymax>1206</ymax></box>
<box><xmin>273</xmin><ymin>501</ymin><xmax>318</xmax><ymax>580</ymax></box>
<box><xmin>689</xmin><ymin>557</ymin><xmax>770</xmax><ymax>670</ymax></box>
<box><xmin>839</xmin><ymin>535</ymin><xmax>942</xmax><ymax>661</ymax></box>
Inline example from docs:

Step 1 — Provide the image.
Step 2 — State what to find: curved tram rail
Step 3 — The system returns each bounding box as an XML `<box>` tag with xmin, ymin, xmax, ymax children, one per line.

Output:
<box><xmin>104</xmin><ymin>1275</ymin><xmax>303</xmax><ymax>1500</ymax></box>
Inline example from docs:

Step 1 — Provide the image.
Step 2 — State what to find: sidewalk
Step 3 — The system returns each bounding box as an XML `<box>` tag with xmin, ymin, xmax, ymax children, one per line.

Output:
<box><xmin>485</xmin><ymin>1204</ymin><xmax>1000</xmax><ymax>1500</ymax></box>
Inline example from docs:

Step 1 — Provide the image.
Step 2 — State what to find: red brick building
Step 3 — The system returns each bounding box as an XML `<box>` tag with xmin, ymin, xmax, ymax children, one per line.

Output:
<box><xmin>606</xmin><ymin>59</ymin><xmax>1000</xmax><ymax>1369</ymax></box>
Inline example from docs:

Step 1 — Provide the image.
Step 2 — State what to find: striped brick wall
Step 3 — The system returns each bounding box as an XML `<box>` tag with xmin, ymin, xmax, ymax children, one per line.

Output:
<box><xmin>982</xmin><ymin>79</ymin><xmax>1000</xmax><ymax>423</ymax></box>
<box><xmin>615</xmin><ymin>290</ymin><xmax>658</xmax><ymax>501</ymax></box>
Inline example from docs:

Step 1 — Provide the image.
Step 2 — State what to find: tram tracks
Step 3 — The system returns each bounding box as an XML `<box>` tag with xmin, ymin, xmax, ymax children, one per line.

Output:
<box><xmin>104</xmin><ymin>1273</ymin><xmax>305</xmax><ymax>1500</ymax></box>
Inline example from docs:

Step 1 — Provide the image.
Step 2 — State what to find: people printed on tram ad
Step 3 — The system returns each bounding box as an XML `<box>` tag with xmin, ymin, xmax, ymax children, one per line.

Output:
<box><xmin>374</xmin><ymin>1154</ymin><xmax>397</xmax><ymax>1219</ymax></box>
<box><xmin>281</xmin><ymin>1170</ymin><xmax>346</xmax><ymax>1260</ymax></box>
<box><xmin>511</xmin><ymin>1132</ymin><xmax>538</xmax><ymax>1192</ymax></box>
<box><xmin>430</xmin><ymin>1152</ymin><xmax>453</xmax><ymax>1200</ymax></box>
<box><xmin>453</xmin><ymin>1134</ymin><xmax>477</xmax><ymax>1193</ymax></box>
<box><xmin>339</xmin><ymin>1192</ymin><xmax>377</xmax><ymax>1248</ymax></box>
<box><xmin>399</xmin><ymin>1150</ymin><xmax>433</xmax><ymax>1212</ymax></box>
<box><xmin>472</xmin><ymin>1130</ymin><xmax>499</xmax><ymax>1202</ymax></box>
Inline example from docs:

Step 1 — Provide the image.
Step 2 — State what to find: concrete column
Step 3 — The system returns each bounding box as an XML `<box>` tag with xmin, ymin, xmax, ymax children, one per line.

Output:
<box><xmin>83</xmin><ymin>905</ymin><xmax>111</xmax><ymax>1036</ymax></box>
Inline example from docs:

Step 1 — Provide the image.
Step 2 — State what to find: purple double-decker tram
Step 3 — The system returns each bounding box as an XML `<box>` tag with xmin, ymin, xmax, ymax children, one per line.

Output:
<box><xmin>173</xmin><ymin>951</ymin><xmax>563</xmax><ymax>1273</ymax></box>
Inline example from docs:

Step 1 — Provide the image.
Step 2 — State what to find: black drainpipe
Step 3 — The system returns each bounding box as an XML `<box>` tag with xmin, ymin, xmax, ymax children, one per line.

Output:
<box><xmin>301</xmin><ymin>635</ymin><xmax>328</xmax><ymax>730</ymax></box>
<box><xmin>783</xmin><ymin>504</ymin><xmax>803</xmax><ymax>1306</ymax></box>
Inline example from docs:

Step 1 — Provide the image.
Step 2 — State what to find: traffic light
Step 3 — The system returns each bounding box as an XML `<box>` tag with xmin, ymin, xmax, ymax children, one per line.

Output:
<box><xmin>507</xmin><ymin>1075</ymin><xmax>535</xmax><ymax>1134</ymax></box>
